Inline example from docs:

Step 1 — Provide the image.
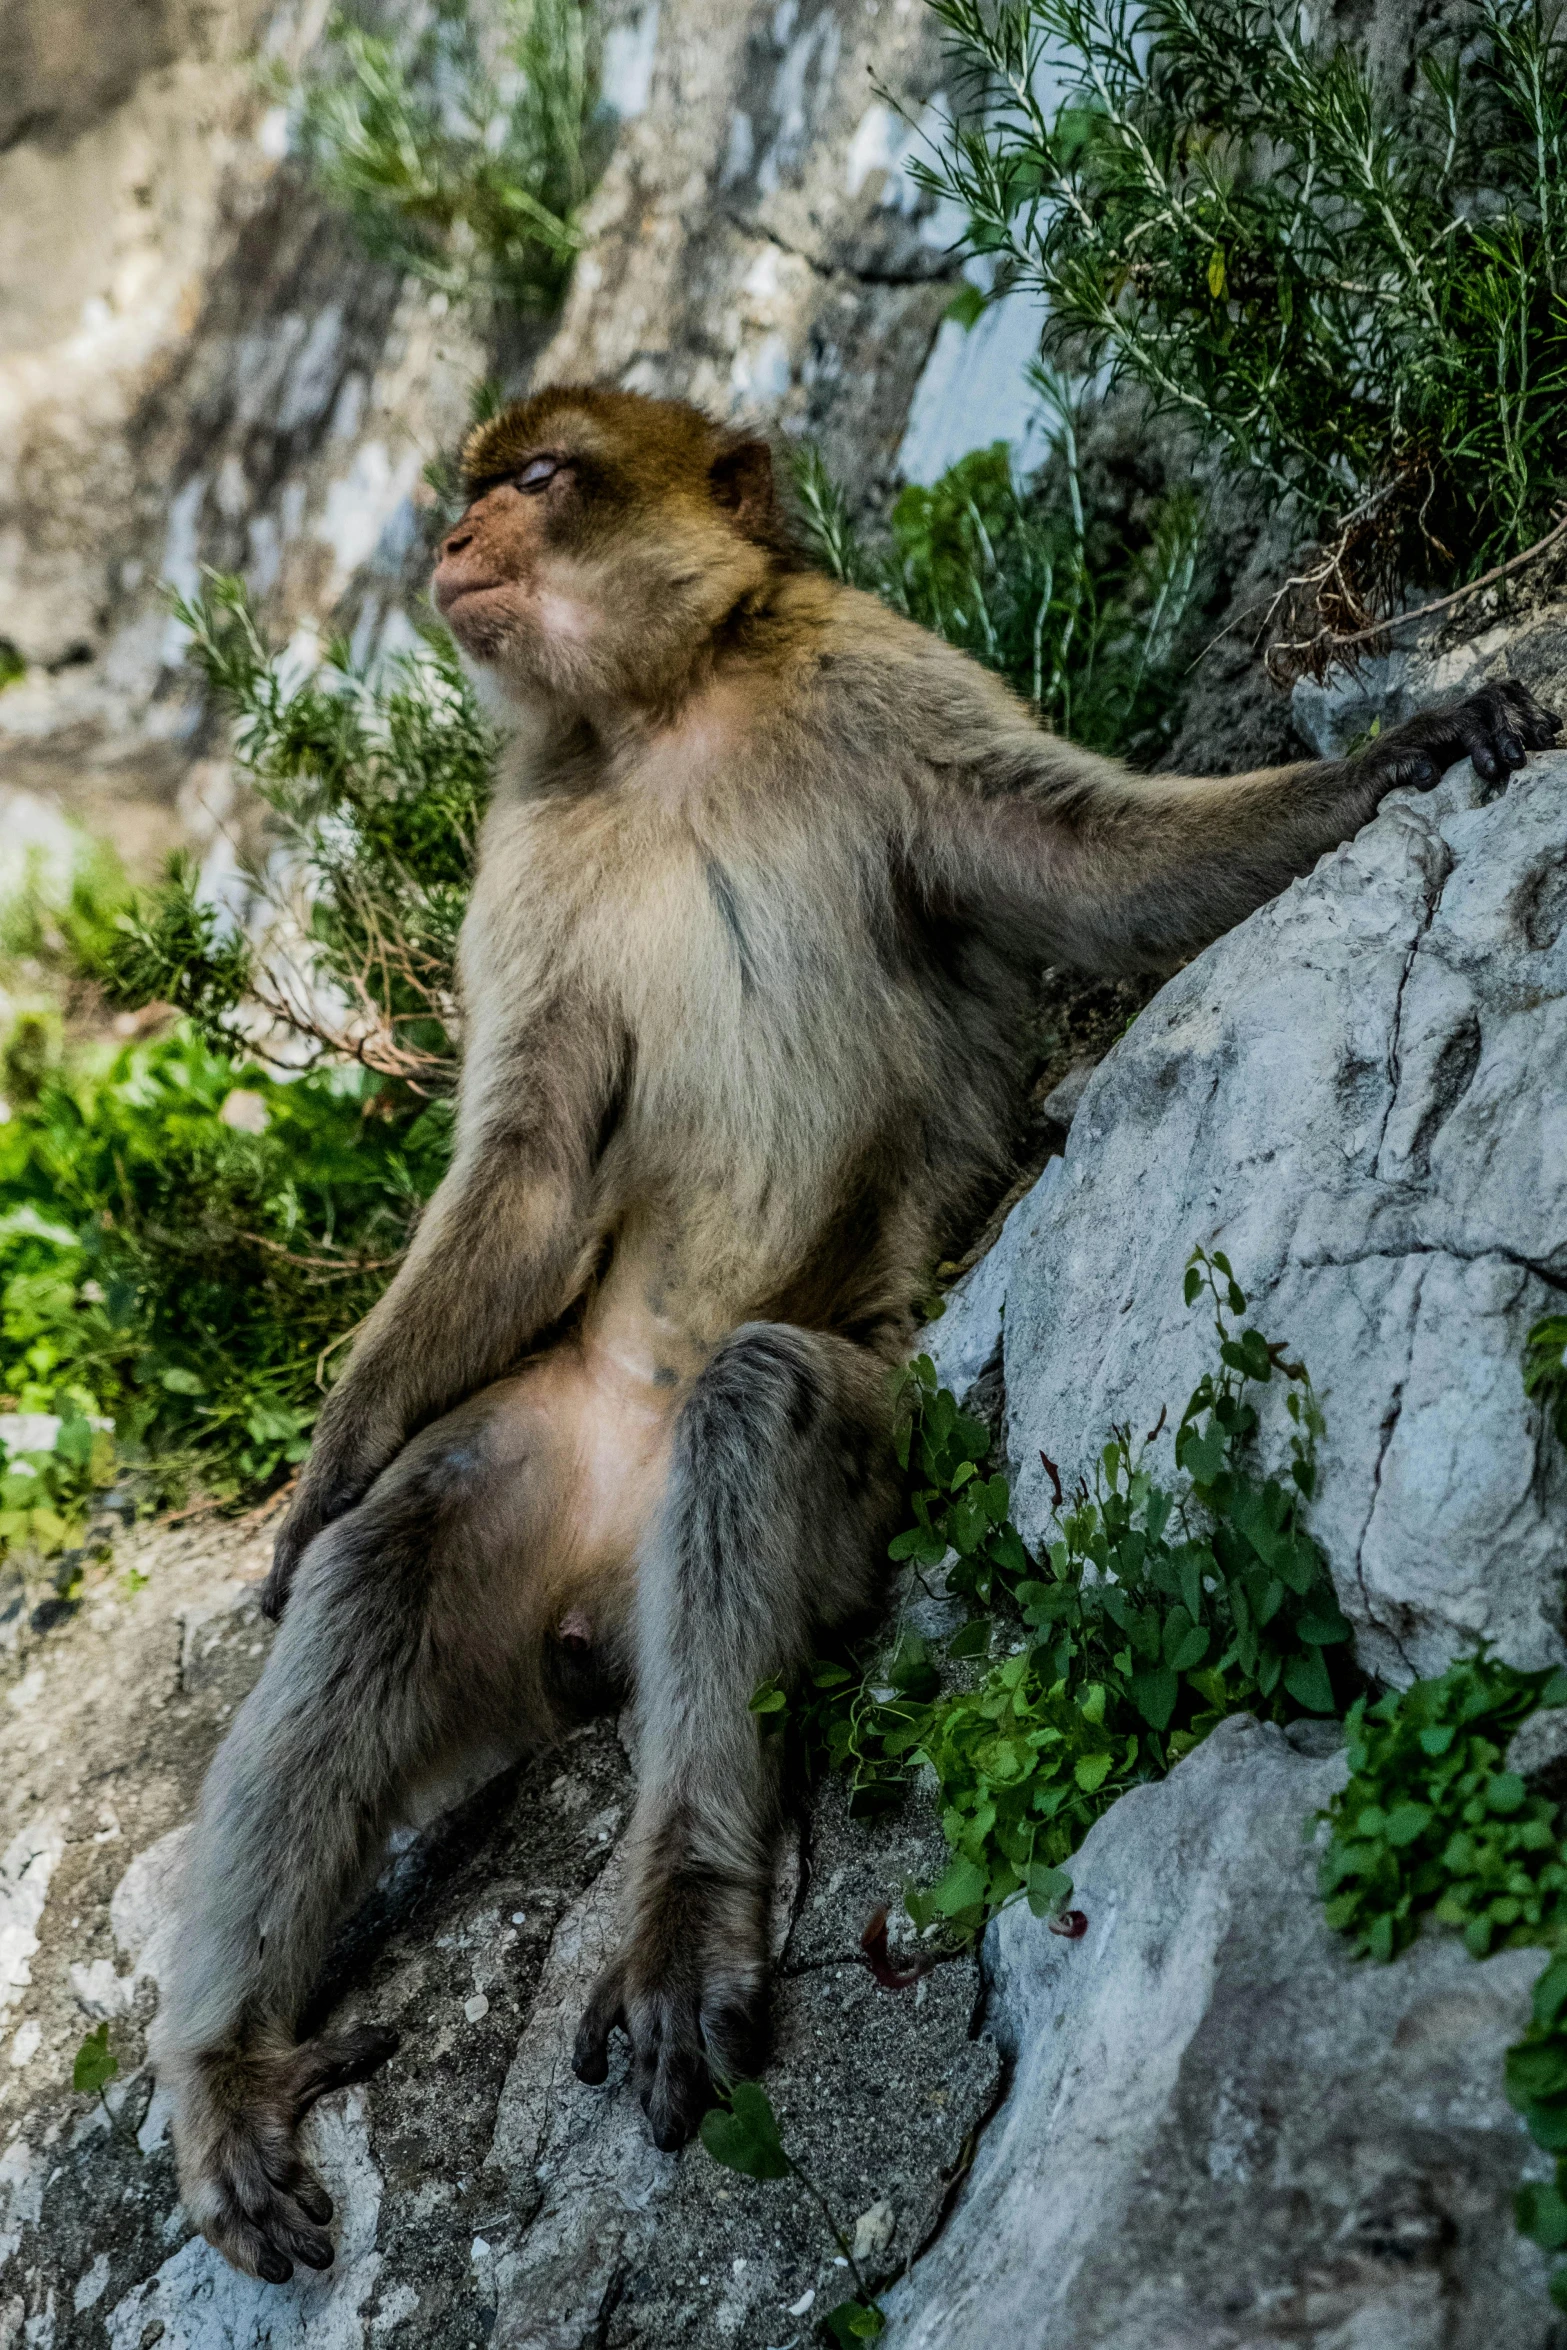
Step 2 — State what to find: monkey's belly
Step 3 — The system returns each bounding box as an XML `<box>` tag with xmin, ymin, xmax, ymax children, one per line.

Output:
<box><xmin>508</xmin><ymin>1275</ymin><xmax>701</xmax><ymax>1594</ymax></box>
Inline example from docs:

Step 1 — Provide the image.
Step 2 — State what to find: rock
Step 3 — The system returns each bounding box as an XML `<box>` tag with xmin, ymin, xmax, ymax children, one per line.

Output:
<box><xmin>1034</xmin><ymin>1057</ymin><xmax>1099</xmax><ymax>1133</ymax></box>
<box><xmin>535</xmin><ymin>0</ymin><xmax>958</xmax><ymax>497</ymax></box>
<box><xmin>996</xmin><ymin>748</ymin><xmax>1567</xmax><ymax>1686</ymax></box>
<box><xmin>0</xmin><ymin>1509</ymin><xmax>997</xmax><ymax>2347</ymax></box>
<box><xmin>1509</xmin><ymin>1706</ymin><xmax>1567</xmax><ymax>1803</ymax></box>
<box><xmin>883</xmin><ymin>1713</ymin><xmax>1555</xmax><ymax>2349</ymax></box>
<box><xmin>0</xmin><ymin>0</ymin><xmax>965</xmax><ymax>878</ymax></box>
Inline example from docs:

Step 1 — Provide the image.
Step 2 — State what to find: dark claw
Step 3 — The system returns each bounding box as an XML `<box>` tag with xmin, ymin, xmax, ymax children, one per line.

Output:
<box><xmin>257</xmin><ymin>2248</ymin><xmax>292</xmax><ymax>2286</ymax></box>
<box><xmin>572</xmin><ymin>1967</ymin><xmax>626</xmax><ymax>2086</ymax></box>
<box><xmin>294</xmin><ymin>2179</ymin><xmax>334</xmax><ymax>2226</ymax></box>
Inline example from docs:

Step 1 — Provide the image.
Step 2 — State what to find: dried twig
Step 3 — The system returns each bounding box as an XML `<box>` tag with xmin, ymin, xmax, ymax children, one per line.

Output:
<box><xmin>1268</xmin><ymin>507</ymin><xmax>1567</xmax><ymax>682</ymax></box>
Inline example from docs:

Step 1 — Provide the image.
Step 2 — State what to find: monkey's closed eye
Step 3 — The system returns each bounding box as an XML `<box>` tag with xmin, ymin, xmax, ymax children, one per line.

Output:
<box><xmin>515</xmin><ymin>456</ymin><xmax>561</xmax><ymax>493</ymax></box>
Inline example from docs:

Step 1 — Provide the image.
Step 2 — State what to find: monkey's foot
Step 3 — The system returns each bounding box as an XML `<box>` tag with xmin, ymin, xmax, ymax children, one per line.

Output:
<box><xmin>571</xmin><ymin>1909</ymin><xmax>767</xmax><ymax>2152</ymax></box>
<box><xmin>171</xmin><ymin>2025</ymin><xmax>398</xmax><ymax>2281</ymax></box>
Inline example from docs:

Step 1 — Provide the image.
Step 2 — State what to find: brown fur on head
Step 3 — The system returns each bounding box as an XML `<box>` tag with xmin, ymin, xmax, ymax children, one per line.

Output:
<box><xmin>434</xmin><ymin>387</ymin><xmax>796</xmax><ymax>714</ymax></box>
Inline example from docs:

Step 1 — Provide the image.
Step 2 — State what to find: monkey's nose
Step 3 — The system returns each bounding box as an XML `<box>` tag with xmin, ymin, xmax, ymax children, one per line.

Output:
<box><xmin>442</xmin><ymin>525</ymin><xmax>474</xmax><ymax>558</ymax></box>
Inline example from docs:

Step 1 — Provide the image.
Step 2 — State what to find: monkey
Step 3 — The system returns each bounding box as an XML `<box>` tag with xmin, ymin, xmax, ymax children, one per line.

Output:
<box><xmin>149</xmin><ymin>383</ymin><xmax>1559</xmax><ymax>2282</ymax></box>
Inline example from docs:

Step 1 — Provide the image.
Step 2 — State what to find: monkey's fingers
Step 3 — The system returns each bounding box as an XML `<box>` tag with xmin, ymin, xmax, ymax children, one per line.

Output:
<box><xmin>285</xmin><ymin>2022</ymin><xmax>400</xmax><ymax>2121</ymax></box>
<box><xmin>571</xmin><ymin>1964</ymin><xmax>627</xmax><ymax>2087</ymax></box>
<box><xmin>1367</xmin><ymin>679</ymin><xmax>1560</xmax><ymax>797</ymax></box>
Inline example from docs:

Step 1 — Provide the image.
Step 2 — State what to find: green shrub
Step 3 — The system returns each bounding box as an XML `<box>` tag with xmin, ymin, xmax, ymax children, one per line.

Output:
<box><xmin>795</xmin><ymin>392</ymin><xmax>1201</xmax><ymax>758</ymax></box>
<box><xmin>761</xmin><ymin>1249</ymin><xmax>1354</xmax><ymax>1937</ymax></box>
<box><xmin>917</xmin><ymin>0</ymin><xmax>1567</xmax><ymax>651</ymax></box>
<box><xmin>1317</xmin><ymin>1656</ymin><xmax>1567</xmax><ymax>1963</ymax></box>
<box><xmin>1510</xmin><ymin>1954</ymin><xmax>1567</xmax><ymax>2306</ymax></box>
<box><xmin>0</xmin><ymin>1025</ymin><xmax>448</xmax><ymax>1505</ymax></box>
<box><xmin>103</xmin><ymin>577</ymin><xmax>493</xmax><ymax>1094</ymax></box>
<box><xmin>286</xmin><ymin>0</ymin><xmax>608</xmax><ymax>314</ymax></box>
<box><xmin>1526</xmin><ymin>1314</ymin><xmax>1567</xmax><ymax>1449</ymax></box>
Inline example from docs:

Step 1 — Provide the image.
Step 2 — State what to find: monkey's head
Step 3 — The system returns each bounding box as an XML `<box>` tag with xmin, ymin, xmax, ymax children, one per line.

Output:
<box><xmin>433</xmin><ymin>387</ymin><xmax>794</xmax><ymax>712</ymax></box>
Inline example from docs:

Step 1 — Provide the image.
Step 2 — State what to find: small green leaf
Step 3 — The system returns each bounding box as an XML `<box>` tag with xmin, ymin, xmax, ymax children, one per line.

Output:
<box><xmin>931</xmin><ymin>1856</ymin><xmax>988</xmax><ymax>1916</ymax></box>
<box><xmin>699</xmin><ymin>2081</ymin><xmax>791</xmax><ymax>2180</ymax></box>
<box><xmin>1074</xmin><ymin>1751</ymin><xmax>1113</xmax><ymax>1794</ymax></box>
<box><xmin>1383</xmin><ymin>1802</ymin><xmax>1433</xmax><ymax>1848</ymax></box>
<box><xmin>1282</xmin><ymin>1646</ymin><xmax>1335</xmax><ymax>1714</ymax></box>
<box><xmin>1535</xmin><ymin>1958</ymin><xmax>1567</xmax><ymax>2032</ymax></box>
<box><xmin>1517</xmin><ymin>2180</ymin><xmax>1567</xmax><ymax>2251</ymax></box>
<box><xmin>825</xmin><ymin>2299</ymin><xmax>887</xmax><ymax>2344</ymax></box>
<box><xmin>1130</xmin><ymin>1664</ymin><xmax>1178</xmax><ymax>1732</ymax></box>
<box><xmin>73</xmin><ymin>2022</ymin><xmax>118</xmax><ymax>2099</ymax></box>
<box><xmin>1024</xmin><ymin>1863</ymin><xmax>1073</xmax><ymax>1918</ymax></box>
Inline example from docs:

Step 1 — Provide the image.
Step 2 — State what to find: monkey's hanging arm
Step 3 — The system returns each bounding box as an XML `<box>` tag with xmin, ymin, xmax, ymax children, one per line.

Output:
<box><xmin>932</xmin><ymin>679</ymin><xmax>1556</xmax><ymax>975</ymax></box>
<box><xmin>265</xmin><ymin>997</ymin><xmax>614</xmax><ymax>1613</ymax></box>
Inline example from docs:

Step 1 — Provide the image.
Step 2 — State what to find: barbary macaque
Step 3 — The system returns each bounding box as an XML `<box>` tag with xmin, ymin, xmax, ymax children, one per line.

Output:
<box><xmin>152</xmin><ymin>384</ymin><xmax>1558</xmax><ymax>2279</ymax></box>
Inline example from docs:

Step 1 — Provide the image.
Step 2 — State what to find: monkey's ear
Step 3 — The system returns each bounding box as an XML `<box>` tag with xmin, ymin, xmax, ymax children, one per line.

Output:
<box><xmin>709</xmin><ymin>438</ymin><xmax>776</xmax><ymax>534</ymax></box>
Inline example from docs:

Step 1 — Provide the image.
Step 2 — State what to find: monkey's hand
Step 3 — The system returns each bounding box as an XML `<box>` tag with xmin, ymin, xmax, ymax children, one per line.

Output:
<box><xmin>168</xmin><ymin>2025</ymin><xmax>398</xmax><ymax>2283</ymax></box>
<box><xmin>571</xmin><ymin>1875</ymin><xmax>768</xmax><ymax>2150</ymax></box>
<box><xmin>1352</xmin><ymin>678</ymin><xmax>1559</xmax><ymax>799</ymax></box>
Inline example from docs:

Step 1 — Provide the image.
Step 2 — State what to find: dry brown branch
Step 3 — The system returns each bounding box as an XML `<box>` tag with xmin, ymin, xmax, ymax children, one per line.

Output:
<box><xmin>1265</xmin><ymin>502</ymin><xmax>1567</xmax><ymax>686</ymax></box>
<box><xmin>234</xmin><ymin>1231</ymin><xmax>407</xmax><ymax>1276</ymax></box>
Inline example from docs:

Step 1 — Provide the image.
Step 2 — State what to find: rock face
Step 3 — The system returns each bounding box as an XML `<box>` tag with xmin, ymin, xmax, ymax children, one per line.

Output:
<box><xmin>0</xmin><ymin>1508</ymin><xmax>998</xmax><ymax>2348</ymax></box>
<box><xmin>952</xmin><ymin>746</ymin><xmax>1567</xmax><ymax>1689</ymax></box>
<box><xmin>884</xmin><ymin>1714</ymin><xmax>1557</xmax><ymax>2350</ymax></box>
<box><xmin>0</xmin><ymin>0</ymin><xmax>962</xmax><ymax>881</ymax></box>
<box><xmin>535</xmin><ymin>0</ymin><xmax>959</xmax><ymax>487</ymax></box>
<box><xmin>913</xmin><ymin>726</ymin><xmax>1567</xmax><ymax>2347</ymax></box>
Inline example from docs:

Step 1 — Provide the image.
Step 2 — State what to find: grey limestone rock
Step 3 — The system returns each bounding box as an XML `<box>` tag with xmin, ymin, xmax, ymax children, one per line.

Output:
<box><xmin>884</xmin><ymin>1714</ymin><xmax>1557</xmax><ymax>2350</ymax></box>
<box><xmin>0</xmin><ymin>1512</ymin><xmax>998</xmax><ymax>2349</ymax></box>
<box><xmin>996</xmin><ymin>748</ymin><xmax>1567</xmax><ymax>1688</ymax></box>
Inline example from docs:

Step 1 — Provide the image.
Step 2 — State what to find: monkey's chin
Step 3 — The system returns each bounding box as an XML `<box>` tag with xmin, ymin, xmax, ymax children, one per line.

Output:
<box><xmin>439</xmin><ymin>584</ymin><xmax>522</xmax><ymax>658</ymax></box>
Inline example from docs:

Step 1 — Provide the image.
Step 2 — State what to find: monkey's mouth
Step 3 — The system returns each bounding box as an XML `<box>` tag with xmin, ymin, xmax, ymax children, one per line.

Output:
<box><xmin>435</xmin><ymin>576</ymin><xmax>507</xmax><ymax>616</ymax></box>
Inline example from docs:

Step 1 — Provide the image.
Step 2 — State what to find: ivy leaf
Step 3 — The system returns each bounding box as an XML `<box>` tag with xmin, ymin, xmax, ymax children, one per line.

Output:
<box><xmin>699</xmin><ymin>2082</ymin><xmax>791</xmax><ymax>2180</ymax></box>
<box><xmin>1074</xmin><ymin>1751</ymin><xmax>1113</xmax><ymax>1794</ymax></box>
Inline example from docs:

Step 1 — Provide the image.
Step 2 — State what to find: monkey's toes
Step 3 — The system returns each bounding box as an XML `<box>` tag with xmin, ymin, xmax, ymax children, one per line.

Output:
<box><xmin>287</xmin><ymin>2021</ymin><xmax>400</xmax><ymax>2115</ymax></box>
<box><xmin>633</xmin><ymin>1980</ymin><xmax>765</xmax><ymax>2152</ymax></box>
<box><xmin>1362</xmin><ymin>679</ymin><xmax>1559</xmax><ymax>800</ymax></box>
<box><xmin>571</xmin><ymin>1965</ymin><xmax>626</xmax><ymax>2086</ymax></box>
<box><xmin>192</xmin><ymin>2137</ymin><xmax>338</xmax><ymax>2283</ymax></box>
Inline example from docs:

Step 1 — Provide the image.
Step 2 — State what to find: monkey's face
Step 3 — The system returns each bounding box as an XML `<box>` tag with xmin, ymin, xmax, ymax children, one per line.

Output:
<box><xmin>432</xmin><ymin>387</ymin><xmax>786</xmax><ymax>713</ymax></box>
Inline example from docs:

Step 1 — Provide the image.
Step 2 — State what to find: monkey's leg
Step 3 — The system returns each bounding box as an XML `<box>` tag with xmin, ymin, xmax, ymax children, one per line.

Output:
<box><xmin>572</xmin><ymin>1322</ymin><xmax>899</xmax><ymax>2148</ymax></box>
<box><xmin>154</xmin><ymin>1380</ymin><xmax>585</xmax><ymax>2281</ymax></box>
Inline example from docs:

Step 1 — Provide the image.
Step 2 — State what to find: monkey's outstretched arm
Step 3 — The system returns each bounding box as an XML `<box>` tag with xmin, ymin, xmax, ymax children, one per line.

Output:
<box><xmin>265</xmin><ymin>995</ymin><xmax>619</xmax><ymax>1616</ymax></box>
<box><xmin>933</xmin><ymin>679</ymin><xmax>1558</xmax><ymax>974</ymax></box>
